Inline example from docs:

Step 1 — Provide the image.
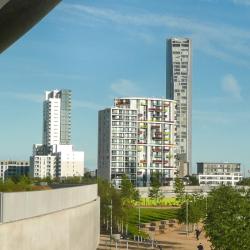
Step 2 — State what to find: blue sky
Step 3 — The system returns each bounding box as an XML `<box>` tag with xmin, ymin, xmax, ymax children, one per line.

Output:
<box><xmin>1</xmin><ymin>0</ymin><xmax>250</xmax><ymax>175</ymax></box>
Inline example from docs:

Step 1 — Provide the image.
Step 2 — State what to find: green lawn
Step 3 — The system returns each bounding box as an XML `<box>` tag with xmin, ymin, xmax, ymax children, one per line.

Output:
<box><xmin>127</xmin><ymin>207</ymin><xmax>179</xmax><ymax>236</ymax></box>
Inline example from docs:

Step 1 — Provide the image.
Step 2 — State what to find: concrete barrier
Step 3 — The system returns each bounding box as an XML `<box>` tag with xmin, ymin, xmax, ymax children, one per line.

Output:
<box><xmin>138</xmin><ymin>185</ymin><xmax>212</xmax><ymax>197</ymax></box>
<box><xmin>1</xmin><ymin>184</ymin><xmax>97</xmax><ymax>223</ymax></box>
<box><xmin>0</xmin><ymin>184</ymin><xmax>100</xmax><ymax>250</ymax></box>
<box><xmin>0</xmin><ymin>192</ymin><xmax>3</xmax><ymax>223</ymax></box>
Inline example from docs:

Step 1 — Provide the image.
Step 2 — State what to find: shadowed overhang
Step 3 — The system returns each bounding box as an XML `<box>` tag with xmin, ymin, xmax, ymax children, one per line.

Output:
<box><xmin>0</xmin><ymin>0</ymin><xmax>61</xmax><ymax>53</ymax></box>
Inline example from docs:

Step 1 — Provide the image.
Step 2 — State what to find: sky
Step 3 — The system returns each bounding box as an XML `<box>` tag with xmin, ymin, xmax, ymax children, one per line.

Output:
<box><xmin>1</xmin><ymin>0</ymin><xmax>250</xmax><ymax>175</ymax></box>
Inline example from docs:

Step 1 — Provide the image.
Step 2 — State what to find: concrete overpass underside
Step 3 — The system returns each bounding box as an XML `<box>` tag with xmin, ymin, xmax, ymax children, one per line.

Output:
<box><xmin>0</xmin><ymin>0</ymin><xmax>61</xmax><ymax>53</ymax></box>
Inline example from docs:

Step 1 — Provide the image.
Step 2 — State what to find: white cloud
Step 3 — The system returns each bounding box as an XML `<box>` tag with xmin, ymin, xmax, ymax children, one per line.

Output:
<box><xmin>111</xmin><ymin>79</ymin><xmax>140</xmax><ymax>97</ymax></box>
<box><xmin>74</xmin><ymin>100</ymin><xmax>103</xmax><ymax>110</ymax></box>
<box><xmin>0</xmin><ymin>91</ymin><xmax>43</xmax><ymax>103</ymax></box>
<box><xmin>232</xmin><ymin>0</ymin><xmax>250</xmax><ymax>5</ymax></box>
<box><xmin>221</xmin><ymin>74</ymin><xmax>242</xmax><ymax>100</ymax></box>
<box><xmin>59</xmin><ymin>3</ymin><xmax>250</xmax><ymax>68</ymax></box>
<box><xmin>0</xmin><ymin>91</ymin><xmax>103</xmax><ymax>110</ymax></box>
<box><xmin>193</xmin><ymin>110</ymin><xmax>230</xmax><ymax>125</ymax></box>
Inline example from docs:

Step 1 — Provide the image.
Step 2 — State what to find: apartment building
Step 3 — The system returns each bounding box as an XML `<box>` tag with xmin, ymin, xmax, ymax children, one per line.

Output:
<box><xmin>166</xmin><ymin>38</ymin><xmax>192</xmax><ymax>175</ymax></box>
<box><xmin>43</xmin><ymin>89</ymin><xmax>71</xmax><ymax>146</ymax></box>
<box><xmin>98</xmin><ymin>97</ymin><xmax>177</xmax><ymax>188</ymax></box>
<box><xmin>0</xmin><ymin>160</ymin><xmax>29</xmax><ymax>181</ymax></box>
<box><xmin>30</xmin><ymin>153</ymin><xmax>57</xmax><ymax>179</ymax></box>
<box><xmin>30</xmin><ymin>90</ymin><xmax>84</xmax><ymax>179</ymax></box>
<box><xmin>197</xmin><ymin>162</ymin><xmax>243</xmax><ymax>186</ymax></box>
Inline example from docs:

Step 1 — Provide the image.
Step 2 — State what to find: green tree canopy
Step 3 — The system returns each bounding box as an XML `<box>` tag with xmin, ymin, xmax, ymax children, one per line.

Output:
<box><xmin>204</xmin><ymin>186</ymin><xmax>250</xmax><ymax>250</ymax></box>
<box><xmin>237</xmin><ymin>177</ymin><xmax>250</xmax><ymax>186</ymax></box>
<box><xmin>177</xmin><ymin>193</ymin><xmax>206</xmax><ymax>225</ymax></box>
<box><xmin>148</xmin><ymin>172</ymin><xmax>163</xmax><ymax>200</ymax></box>
<box><xmin>174</xmin><ymin>177</ymin><xmax>185</xmax><ymax>202</ymax></box>
<box><xmin>187</xmin><ymin>175</ymin><xmax>199</xmax><ymax>186</ymax></box>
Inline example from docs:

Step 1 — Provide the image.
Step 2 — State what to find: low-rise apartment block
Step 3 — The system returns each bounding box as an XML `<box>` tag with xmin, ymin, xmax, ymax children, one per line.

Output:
<box><xmin>197</xmin><ymin>162</ymin><xmax>243</xmax><ymax>186</ymax></box>
<box><xmin>0</xmin><ymin>160</ymin><xmax>29</xmax><ymax>181</ymax></box>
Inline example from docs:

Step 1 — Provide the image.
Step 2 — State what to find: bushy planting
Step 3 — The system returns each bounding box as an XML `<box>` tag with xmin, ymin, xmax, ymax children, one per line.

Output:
<box><xmin>138</xmin><ymin>197</ymin><xmax>181</xmax><ymax>207</ymax></box>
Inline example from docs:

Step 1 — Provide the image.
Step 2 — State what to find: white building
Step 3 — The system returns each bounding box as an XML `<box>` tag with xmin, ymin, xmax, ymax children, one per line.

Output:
<box><xmin>43</xmin><ymin>90</ymin><xmax>71</xmax><ymax>146</ymax></box>
<box><xmin>55</xmin><ymin>145</ymin><xmax>84</xmax><ymax>177</ymax></box>
<box><xmin>98</xmin><ymin>97</ymin><xmax>178</xmax><ymax>188</ymax></box>
<box><xmin>166</xmin><ymin>38</ymin><xmax>192</xmax><ymax>175</ymax></box>
<box><xmin>30</xmin><ymin>90</ymin><xmax>84</xmax><ymax>179</ymax></box>
<box><xmin>197</xmin><ymin>162</ymin><xmax>243</xmax><ymax>186</ymax></box>
<box><xmin>30</xmin><ymin>154</ymin><xmax>57</xmax><ymax>179</ymax></box>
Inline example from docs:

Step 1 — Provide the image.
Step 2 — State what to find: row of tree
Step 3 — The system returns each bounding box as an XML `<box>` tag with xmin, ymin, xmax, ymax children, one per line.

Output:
<box><xmin>98</xmin><ymin>175</ymin><xmax>140</xmax><ymax>236</ymax></box>
<box><xmin>177</xmin><ymin>184</ymin><xmax>250</xmax><ymax>250</ymax></box>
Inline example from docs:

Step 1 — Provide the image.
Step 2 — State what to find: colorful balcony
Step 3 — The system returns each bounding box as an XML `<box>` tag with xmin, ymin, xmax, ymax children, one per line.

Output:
<box><xmin>152</xmin><ymin>160</ymin><xmax>162</xmax><ymax>163</ymax></box>
<box><xmin>152</xmin><ymin>147</ymin><xmax>161</xmax><ymax>152</ymax></box>
<box><xmin>151</xmin><ymin>125</ymin><xmax>160</xmax><ymax>129</ymax></box>
<box><xmin>152</xmin><ymin>136</ymin><xmax>162</xmax><ymax>140</ymax></box>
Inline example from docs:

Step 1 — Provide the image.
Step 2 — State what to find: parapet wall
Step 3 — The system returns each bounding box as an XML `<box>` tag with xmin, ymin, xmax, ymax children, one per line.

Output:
<box><xmin>138</xmin><ymin>185</ymin><xmax>212</xmax><ymax>197</ymax></box>
<box><xmin>0</xmin><ymin>184</ymin><xmax>100</xmax><ymax>250</ymax></box>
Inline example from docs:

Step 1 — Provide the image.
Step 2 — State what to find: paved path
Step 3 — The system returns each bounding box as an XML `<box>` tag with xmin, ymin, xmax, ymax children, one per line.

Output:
<box><xmin>153</xmin><ymin>224</ymin><xmax>211</xmax><ymax>250</ymax></box>
<box><xmin>98</xmin><ymin>223</ymin><xmax>211</xmax><ymax>250</ymax></box>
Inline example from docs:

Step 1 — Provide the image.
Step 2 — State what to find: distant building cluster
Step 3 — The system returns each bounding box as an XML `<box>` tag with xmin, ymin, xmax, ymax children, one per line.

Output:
<box><xmin>98</xmin><ymin>38</ymin><xmax>192</xmax><ymax>188</ymax></box>
<box><xmin>29</xmin><ymin>90</ymin><xmax>84</xmax><ymax>179</ymax></box>
<box><xmin>1</xmin><ymin>37</ymin><xmax>244</xmax><ymax>188</ymax></box>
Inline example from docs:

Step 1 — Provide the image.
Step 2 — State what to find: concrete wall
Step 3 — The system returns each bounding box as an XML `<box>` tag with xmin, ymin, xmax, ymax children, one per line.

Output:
<box><xmin>138</xmin><ymin>185</ymin><xmax>212</xmax><ymax>198</ymax></box>
<box><xmin>0</xmin><ymin>184</ymin><xmax>100</xmax><ymax>250</ymax></box>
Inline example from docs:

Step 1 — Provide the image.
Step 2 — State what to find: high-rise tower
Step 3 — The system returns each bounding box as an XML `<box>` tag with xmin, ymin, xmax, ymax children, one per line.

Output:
<box><xmin>98</xmin><ymin>97</ymin><xmax>177</xmax><ymax>188</ymax></box>
<box><xmin>43</xmin><ymin>89</ymin><xmax>71</xmax><ymax>146</ymax></box>
<box><xmin>166</xmin><ymin>38</ymin><xmax>192</xmax><ymax>175</ymax></box>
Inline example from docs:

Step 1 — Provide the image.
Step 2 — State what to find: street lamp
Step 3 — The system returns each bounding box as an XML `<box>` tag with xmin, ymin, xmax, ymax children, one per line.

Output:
<box><xmin>138</xmin><ymin>206</ymin><xmax>141</xmax><ymax>231</ymax></box>
<box><xmin>138</xmin><ymin>206</ymin><xmax>141</xmax><ymax>244</ymax></box>
<box><xmin>203</xmin><ymin>192</ymin><xmax>208</xmax><ymax>216</ymax></box>
<box><xmin>108</xmin><ymin>199</ymin><xmax>113</xmax><ymax>249</ymax></box>
<box><xmin>186</xmin><ymin>194</ymin><xmax>189</xmax><ymax>236</ymax></box>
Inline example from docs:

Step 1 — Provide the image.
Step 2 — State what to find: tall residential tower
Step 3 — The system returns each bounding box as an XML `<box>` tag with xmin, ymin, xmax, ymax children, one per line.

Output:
<box><xmin>166</xmin><ymin>38</ymin><xmax>192</xmax><ymax>175</ymax></box>
<box><xmin>43</xmin><ymin>89</ymin><xmax>71</xmax><ymax>146</ymax></box>
<box><xmin>98</xmin><ymin>97</ymin><xmax>177</xmax><ymax>188</ymax></box>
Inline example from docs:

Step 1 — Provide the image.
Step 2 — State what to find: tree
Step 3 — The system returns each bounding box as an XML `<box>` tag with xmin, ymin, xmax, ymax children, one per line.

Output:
<box><xmin>177</xmin><ymin>193</ymin><xmax>206</xmax><ymax>228</ymax></box>
<box><xmin>120</xmin><ymin>175</ymin><xmax>139</xmax><ymax>202</ymax></box>
<box><xmin>204</xmin><ymin>186</ymin><xmax>250</xmax><ymax>250</ymax></box>
<box><xmin>120</xmin><ymin>175</ymin><xmax>140</xmax><ymax>234</ymax></box>
<box><xmin>149</xmin><ymin>172</ymin><xmax>163</xmax><ymax>201</ymax></box>
<box><xmin>98</xmin><ymin>178</ymin><xmax>123</xmax><ymax>234</ymax></box>
<box><xmin>174</xmin><ymin>177</ymin><xmax>185</xmax><ymax>202</ymax></box>
<box><xmin>187</xmin><ymin>175</ymin><xmax>199</xmax><ymax>186</ymax></box>
<box><xmin>237</xmin><ymin>177</ymin><xmax>250</xmax><ymax>186</ymax></box>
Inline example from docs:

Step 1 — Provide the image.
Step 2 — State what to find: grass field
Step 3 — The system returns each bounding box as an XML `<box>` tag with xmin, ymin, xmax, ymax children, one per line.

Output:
<box><xmin>127</xmin><ymin>207</ymin><xmax>179</xmax><ymax>236</ymax></box>
<box><xmin>137</xmin><ymin>197</ymin><xmax>181</xmax><ymax>207</ymax></box>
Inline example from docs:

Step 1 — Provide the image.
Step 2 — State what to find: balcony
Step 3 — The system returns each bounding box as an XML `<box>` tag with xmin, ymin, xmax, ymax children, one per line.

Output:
<box><xmin>152</xmin><ymin>147</ymin><xmax>161</xmax><ymax>152</ymax></box>
<box><xmin>152</xmin><ymin>160</ymin><xmax>162</xmax><ymax>163</ymax></box>
<box><xmin>151</xmin><ymin>125</ymin><xmax>160</xmax><ymax>129</ymax></box>
<box><xmin>152</xmin><ymin>137</ymin><xmax>162</xmax><ymax>140</ymax></box>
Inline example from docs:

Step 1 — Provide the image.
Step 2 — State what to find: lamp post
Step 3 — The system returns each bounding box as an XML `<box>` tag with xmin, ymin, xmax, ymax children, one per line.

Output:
<box><xmin>138</xmin><ymin>206</ymin><xmax>141</xmax><ymax>231</ymax></box>
<box><xmin>137</xmin><ymin>205</ymin><xmax>141</xmax><ymax>245</ymax></box>
<box><xmin>186</xmin><ymin>194</ymin><xmax>189</xmax><ymax>236</ymax></box>
<box><xmin>204</xmin><ymin>192</ymin><xmax>208</xmax><ymax>216</ymax></box>
<box><xmin>109</xmin><ymin>199</ymin><xmax>113</xmax><ymax>249</ymax></box>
